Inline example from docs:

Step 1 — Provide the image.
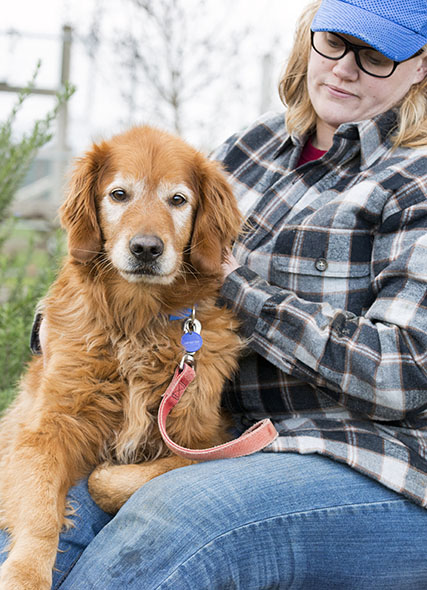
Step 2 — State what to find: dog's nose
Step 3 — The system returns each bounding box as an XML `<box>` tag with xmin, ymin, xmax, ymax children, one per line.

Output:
<box><xmin>129</xmin><ymin>235</ymin><xmax>164</xmax><ymax>262</ymax></box>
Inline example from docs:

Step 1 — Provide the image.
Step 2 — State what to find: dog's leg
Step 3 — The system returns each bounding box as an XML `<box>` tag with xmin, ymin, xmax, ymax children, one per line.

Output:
<box><xmin>88</xmin><ymin>456</ymin><xmax>196</xmax><ymax>514</ymax></box>
<box><xmin>0</xmin><ymin>420</ymin><xmax>94</xmax><ymax>590</ymax></box>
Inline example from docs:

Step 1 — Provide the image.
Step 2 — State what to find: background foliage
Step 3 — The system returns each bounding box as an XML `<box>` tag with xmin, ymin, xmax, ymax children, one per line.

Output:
<box><xmin>0</xmin><ymin>72</ymin><xmax>73</xmax><ymax>411</ymax></box>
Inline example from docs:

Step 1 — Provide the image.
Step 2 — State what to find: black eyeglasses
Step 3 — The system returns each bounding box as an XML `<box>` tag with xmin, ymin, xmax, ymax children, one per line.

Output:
<box><xmin>311</xmin><ymin>30</ymin><xmax>424</xmax><ymax>78</ymax></box>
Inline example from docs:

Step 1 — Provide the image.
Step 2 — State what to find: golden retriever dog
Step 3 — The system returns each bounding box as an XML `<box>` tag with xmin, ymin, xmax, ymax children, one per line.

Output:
<box><xmin>0</xmin><ymin>126</ymin><xmax>242</xmax><ymax>590</ymax></box>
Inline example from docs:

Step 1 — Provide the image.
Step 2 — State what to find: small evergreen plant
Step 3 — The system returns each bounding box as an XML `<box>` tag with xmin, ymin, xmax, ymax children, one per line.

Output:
<box><xmin>0</xmin><ymin>65</ymin><xmax>74</xmax><ymax>411</ymax></box>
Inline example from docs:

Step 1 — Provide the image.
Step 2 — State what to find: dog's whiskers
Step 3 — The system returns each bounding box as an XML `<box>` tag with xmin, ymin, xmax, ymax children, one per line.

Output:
<box><xmin>179</xmin><ymin>262</ymin><xmax>200</xmax><ymax>283</ymax></box>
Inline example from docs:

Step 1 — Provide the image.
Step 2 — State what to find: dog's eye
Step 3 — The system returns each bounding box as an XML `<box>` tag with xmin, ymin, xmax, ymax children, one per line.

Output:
<box><xmin>170</xmin><ymin>193</ymin><xmax>187</xmax><ymax>207</ymax></box>
<box><xmin>110</xmin><ymin>189</ymin><xmax>128</xmax><ymax>202</ymax></box>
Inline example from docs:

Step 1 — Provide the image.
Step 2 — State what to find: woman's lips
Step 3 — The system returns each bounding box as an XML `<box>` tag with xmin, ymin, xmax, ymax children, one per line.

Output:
<box><xmin>325</xmin><ymin>84</ymin><xmax>357</xmax><ymax>98</ymax></box>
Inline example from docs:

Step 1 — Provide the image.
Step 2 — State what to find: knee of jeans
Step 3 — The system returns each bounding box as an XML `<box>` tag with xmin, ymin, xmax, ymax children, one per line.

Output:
<box><xmin>113</xmin><ymin>460</ymin><xmax>259</xmax><ymax>544</ymax></box>
<box><xmin>111</xmin><ymin>464</ymin><xmax>228</xmax><ymax>541</ymax></box>
<box><xmin>122</xmin><ymin>467</ymin><xmax>200</xmax><ymax>518</ymax></box>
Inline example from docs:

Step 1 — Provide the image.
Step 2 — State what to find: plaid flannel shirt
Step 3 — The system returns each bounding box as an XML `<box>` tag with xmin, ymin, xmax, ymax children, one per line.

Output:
<box><xmin>216</xmin><ymin>110</ymin><xmax>427</xmax><ymax>508</ymax></box>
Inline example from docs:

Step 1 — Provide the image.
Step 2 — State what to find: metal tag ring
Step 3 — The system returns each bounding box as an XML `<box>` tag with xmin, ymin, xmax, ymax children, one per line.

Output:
<box><xmin>179</xmin><ymin>353</ymin><xmax>195</xmax><ymax>371</ymax></box>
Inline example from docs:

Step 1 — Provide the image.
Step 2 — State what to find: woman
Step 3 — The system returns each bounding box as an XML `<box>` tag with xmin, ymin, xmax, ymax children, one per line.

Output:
<box><xmin>3</xmin><ymin>0</ymin><xmax>427</xmax><ymax>588</ymax></box>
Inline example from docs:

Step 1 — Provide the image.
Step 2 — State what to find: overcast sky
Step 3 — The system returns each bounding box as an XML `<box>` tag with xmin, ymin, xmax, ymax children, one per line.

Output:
<box><xmin>1</xmin><ymin>0</ymin><xmax>312</xmax><ymax>153</ymax></box>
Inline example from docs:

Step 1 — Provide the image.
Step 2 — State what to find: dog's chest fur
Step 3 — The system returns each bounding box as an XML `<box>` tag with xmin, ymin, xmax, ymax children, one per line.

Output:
<box><xmin>103</xmin><ymin>317</ymin><xmax>185</xmax><ymax>463</ymax></box>
<box><xmin>102</xmin><ymin>308</ymin><xmax>239</xmax><ymax>464</ymax></box>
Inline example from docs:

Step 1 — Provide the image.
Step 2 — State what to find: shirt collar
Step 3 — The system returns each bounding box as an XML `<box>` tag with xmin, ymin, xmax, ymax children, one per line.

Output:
<box><xmin>272</xmin><ymin>109</ymin><xmax>398</xmax><ymax>169</ymax></box>
<box><xmin>334</xmin><ymin>110</ymin><xmax>397</xmax><ymax>170</ymax></box>
<box><xmin>272</xmin><ymin>132</ymin><xmax>302</xmax><ymax>160</ymax></box>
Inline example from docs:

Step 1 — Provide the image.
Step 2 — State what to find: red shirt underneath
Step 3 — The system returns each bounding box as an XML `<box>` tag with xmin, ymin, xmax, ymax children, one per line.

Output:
<box><xmin>297</xmin><ymin>138</ymin><xmax>326</xmax><ymax>166</ymax></box>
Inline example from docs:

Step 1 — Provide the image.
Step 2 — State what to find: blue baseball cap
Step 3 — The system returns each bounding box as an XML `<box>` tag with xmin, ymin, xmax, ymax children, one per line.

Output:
<box><xmin>311</xmin><ymin>0</ymin><xmax>427</xmax><ymax>61</ymax></box>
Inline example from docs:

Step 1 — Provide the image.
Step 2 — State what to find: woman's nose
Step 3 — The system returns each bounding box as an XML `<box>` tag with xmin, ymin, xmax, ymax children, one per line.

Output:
<box><xmin>332</xmin><ymin>51</ymin><xmax>359</xmax><ymax>80</ymax></box>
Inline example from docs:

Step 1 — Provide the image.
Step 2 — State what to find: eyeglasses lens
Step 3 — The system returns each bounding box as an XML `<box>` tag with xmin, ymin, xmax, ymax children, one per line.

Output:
<box><xmin>312</xmin><ymin>31</ymin><xmax>395</xmax><ymax>77</ymax></box>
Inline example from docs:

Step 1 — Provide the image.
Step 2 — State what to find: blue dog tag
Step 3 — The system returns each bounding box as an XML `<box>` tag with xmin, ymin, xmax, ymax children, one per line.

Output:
<box><xmin>181</xmin><ymin>332</ymin><xmax>203</xmax><ymax>353</ymax></box>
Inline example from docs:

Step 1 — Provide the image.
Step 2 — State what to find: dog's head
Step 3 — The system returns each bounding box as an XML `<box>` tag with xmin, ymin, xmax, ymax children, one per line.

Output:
<box><xmin>60</xmin><ymin>127</ymin><xmax>241</xmax><ymax>284</ymax></box>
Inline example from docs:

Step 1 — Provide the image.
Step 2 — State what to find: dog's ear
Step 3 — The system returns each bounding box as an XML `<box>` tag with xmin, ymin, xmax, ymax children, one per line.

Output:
<box><xmin>190</xmin><ymin>156</ymin><xmax>242</xmax><ymax>276</ymax></box>
<box><xmin>60</xmin><ymin>142</ymin><xmax>110</xmax><ymax>263</ymax></box>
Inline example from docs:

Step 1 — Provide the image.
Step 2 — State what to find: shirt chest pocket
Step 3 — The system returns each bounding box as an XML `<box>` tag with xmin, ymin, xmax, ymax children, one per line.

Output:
<box><xmin>270</xmin><ymin>228</ymin><xmax>373</xmax><ymax>314</ymax></box>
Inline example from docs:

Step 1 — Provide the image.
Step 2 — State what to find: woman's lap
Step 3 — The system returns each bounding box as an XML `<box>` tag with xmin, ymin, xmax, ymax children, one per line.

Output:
<box><xmin>1</xmin><ymin>452</ymin><xmax>426</xmax><ymax>589</ymax></box>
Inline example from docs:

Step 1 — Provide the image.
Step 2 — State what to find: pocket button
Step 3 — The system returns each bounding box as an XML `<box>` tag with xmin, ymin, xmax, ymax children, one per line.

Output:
<box><xmin>315</xmin><ymin>257</ymin><xmax>328</xmax><ymax>272</ymax></box>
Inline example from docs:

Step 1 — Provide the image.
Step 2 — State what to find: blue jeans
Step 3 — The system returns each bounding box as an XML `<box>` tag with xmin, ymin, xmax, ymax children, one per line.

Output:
<box><xmin>1</xmin><ymin>452</ymin><xmax>426</xmax><ymax>589</ymax></box>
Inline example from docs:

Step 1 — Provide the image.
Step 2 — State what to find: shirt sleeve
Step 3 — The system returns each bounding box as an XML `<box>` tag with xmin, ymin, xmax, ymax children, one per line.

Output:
<box><xmin>219</xmin><ymin>198</ymin><xmax>427</xmax><ymax>423</ymax></box>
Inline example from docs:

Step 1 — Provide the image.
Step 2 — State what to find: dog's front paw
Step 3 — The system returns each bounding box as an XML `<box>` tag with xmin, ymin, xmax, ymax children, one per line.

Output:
<box><xmin>88</xmin><ymin>463</ymin><xmax>144</xmax><ymax>514</ymax></box>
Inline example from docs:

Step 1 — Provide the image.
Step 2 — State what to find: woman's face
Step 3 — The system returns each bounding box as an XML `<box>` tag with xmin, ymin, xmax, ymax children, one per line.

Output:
<box><xmin>307</xmin><ymin>33</ymin><xmax>427</xmax><ymax>149</ymax></box>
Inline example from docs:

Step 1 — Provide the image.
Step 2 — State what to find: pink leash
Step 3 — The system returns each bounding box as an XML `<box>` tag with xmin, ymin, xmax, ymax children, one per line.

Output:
<box><xmin>158</xmin><ymin>363</ymin><xmax>278</xmax><ymax>461</ymax></box>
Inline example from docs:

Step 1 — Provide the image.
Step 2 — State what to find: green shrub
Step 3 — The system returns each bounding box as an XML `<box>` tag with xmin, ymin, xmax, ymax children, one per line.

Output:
<box><xmin>0</xmin><ymin>66</ymin><xmax>74</xmax><ymax>412</ymax></box>
<box><xmin>0</xmin><ymin>227</ymin><xmax>65</xmax><ymax>410</ymax></box>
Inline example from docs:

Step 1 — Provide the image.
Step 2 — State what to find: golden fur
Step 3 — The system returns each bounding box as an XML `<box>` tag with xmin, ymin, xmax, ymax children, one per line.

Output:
<box><xmin>0</xmin><ymin>126</ymin><xmax>242</xmax><ymax>590</ymax></box>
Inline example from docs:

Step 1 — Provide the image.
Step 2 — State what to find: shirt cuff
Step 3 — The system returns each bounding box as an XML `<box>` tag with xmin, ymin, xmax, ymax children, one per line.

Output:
<box><xmin>219</xmin><ymin>266</ymin><xmax>278</xmax><ymax>338</ymax></box>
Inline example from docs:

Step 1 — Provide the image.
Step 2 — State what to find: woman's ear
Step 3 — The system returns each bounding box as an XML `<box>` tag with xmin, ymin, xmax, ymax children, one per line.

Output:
<box><xmin>190</xmin><ymin>156</ymin><xmax>242</xmax><ymax>277</ymax></box>
<box><xmin>413</xmin><ymin>52</ymin><xmax>427</xmax><ymax>84</ymax></box>
<box><xmin>60</xmin><ymin>142</ymin><xmax>110</xmax><ymax>263</ymax></box>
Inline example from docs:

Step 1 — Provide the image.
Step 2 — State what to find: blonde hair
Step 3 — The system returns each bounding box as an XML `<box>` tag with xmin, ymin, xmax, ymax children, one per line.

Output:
<box><xmin>278</xmin><ymin>0</ymin><xmax>427</xmax><ymax>149</ymax></box>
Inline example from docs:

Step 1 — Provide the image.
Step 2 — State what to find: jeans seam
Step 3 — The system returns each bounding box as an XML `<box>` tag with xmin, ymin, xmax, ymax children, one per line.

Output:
<box><xmin>153</xmin><ymin>497</ymin><xmax>409</xmax><ymax>590</ymax></box>
<box><xmin>55</xmin><ymin>553</ymin><xmax>83</xmax><ymax>590</ymax></box>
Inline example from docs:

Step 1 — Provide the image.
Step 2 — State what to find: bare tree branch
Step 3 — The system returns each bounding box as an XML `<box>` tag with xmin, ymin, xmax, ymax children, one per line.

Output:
<box><xmin>112</xmin><ymin>0</ymin><xmax>254</xmax><ymax>139</ymax></box>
